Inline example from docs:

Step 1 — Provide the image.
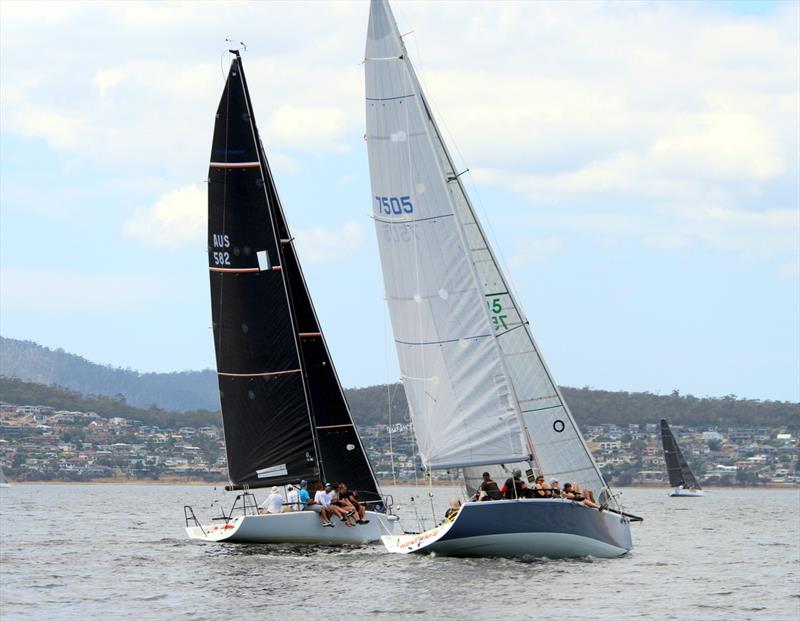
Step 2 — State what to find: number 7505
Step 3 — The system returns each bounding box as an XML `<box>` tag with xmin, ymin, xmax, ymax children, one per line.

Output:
<box><xmin>375</xmin><ymin>195</ymin><xmax>413</xmax><ymax>215</ymax></box>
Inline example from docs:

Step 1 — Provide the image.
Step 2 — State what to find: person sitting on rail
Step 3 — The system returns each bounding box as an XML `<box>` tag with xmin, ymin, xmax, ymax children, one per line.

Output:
<box><xmin>501</xmin><ymin>469</ymin><xmax>532</xmax><ymax>499</ymax></box>
<box><xmin>347</xmin><ymin>489</ymin><xmax>370</xmax><ymax>525</ymax></box>
<box><xmin>283</xmin><ymin>483</ymin><xmax>299</xmax><ymax>512</ymax></box>
<box><xmin>444</xmin><ymin>497</ymin><xmax>462</xmax><ymax>521</ymax></box>
<box><xmin>298</xmin><ymin>480</ymin><xmax>311</xmax><ymax>510</ymax></box>
<box><xmin>580</xmin><ymin>487</ymin><xmax>601</xmax><ymax>509</ymax></box>
<box><xmin>311</xmin><ymin>481</ymin><xmax>335</xmax><ymax>527</ymax></box>
<box><xmin>561</xmin><ymin>482</ymin><xmax>575</xmax><ymax>500</ymax></box>
<box><xmin>473</xmin><ymin>472</ymin><xmax>502</xmax><ymax>501</ymax></box>
<box><xmin>533</xmin><ymin>475</ymin><xmax>551</xmax><ymax>498</ymax></box>
<box><xmin>549</xmin><ymin>480</ymin><xmax>561</xmax><ymax>497</ymax></box>
<box><xmin>329</xmin><ymin>483</ymin><xmax>356</xmax><ymax>526</ymax></box>
<box><xmin>258</xmin><ymin>485</ymin><xmax>284</xmax><ymax>514</ymax></box>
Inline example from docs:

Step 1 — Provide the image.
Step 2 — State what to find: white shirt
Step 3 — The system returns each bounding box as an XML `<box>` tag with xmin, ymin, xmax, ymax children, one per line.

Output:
<box><xmin>262</xmin><ymin>492</ymin><xmax>283</xmax><ymax>514</ymax></box>
<box><xmin>314</xmin><ymin>490</ymin><xmax>333</xmax><ymax>508</ymax></box>
<box><xmin>285</xmin><ymin>489</ymin><xmax>299</xmax><ymax>511</ymax></box>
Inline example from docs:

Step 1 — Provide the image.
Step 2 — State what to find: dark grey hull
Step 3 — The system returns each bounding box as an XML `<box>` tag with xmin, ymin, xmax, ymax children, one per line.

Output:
<box><xmin>382</xmin><ymin>499</ymin><xmax>633</xmax><ymax>558</ymax></box>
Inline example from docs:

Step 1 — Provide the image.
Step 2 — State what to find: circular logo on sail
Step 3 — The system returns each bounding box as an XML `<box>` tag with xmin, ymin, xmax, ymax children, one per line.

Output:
<box><xmin>553</xmin><ymin>419</ymin><xmax>565</xmax><ymax>433</ymax></box>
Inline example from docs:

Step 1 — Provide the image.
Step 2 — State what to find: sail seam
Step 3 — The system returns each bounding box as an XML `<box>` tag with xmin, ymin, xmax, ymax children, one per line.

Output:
<box><xmin>209</xmin><ymin>162</ymin><xmax>260</xmax><ymax>168</ymax></box>
<box><xmin>366</xmin><ymin>93</ymin><xmax>416</xmax><ymax>101</ymax></box>
<box><xmin>209</xmin><ymin>267</ymin><xmax>260</xmax><ymax>273</ymax></box>
<box><xmin>217</xmin><ymin>369</ymin><xmax>301</xmax><ymax>378</ymax></box>
<box><xmin>395</xmin><ymin>334</ymin><xmax>491</xmax><ymax>346</ymax></box>
<box><xmin>374</xmin><ymin>213</ymin><xmax>453</xmax><ymax>225</ymax></box>
<box><xmin>520</xmin><ymin>404</ymin><xmax>563</xmax><ymax>414</ymax></box>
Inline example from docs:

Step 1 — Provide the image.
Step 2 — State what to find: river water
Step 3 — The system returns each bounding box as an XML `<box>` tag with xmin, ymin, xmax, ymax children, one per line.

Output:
<box><xmin>0</xmin><ymin>485</ymin><xmax>797</xmax><ymax>620</ymax></box>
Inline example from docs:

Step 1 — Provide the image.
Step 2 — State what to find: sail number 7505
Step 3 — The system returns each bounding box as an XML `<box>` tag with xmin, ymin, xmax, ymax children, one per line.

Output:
<box><xmin>375</xmin><ymin>195</ymin><xmax>413</xmax><ymax>215</ymax></box>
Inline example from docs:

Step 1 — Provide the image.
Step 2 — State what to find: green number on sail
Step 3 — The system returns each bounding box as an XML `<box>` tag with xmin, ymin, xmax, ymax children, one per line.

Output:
<box><xmin>488</xmin><ymin>298</ymin><xmax>507</xmax><ymax>330</ymax></box>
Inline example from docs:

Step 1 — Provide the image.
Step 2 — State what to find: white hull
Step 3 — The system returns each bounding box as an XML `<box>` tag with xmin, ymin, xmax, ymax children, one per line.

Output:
<box><xmin>669</xmin><ymin>487</ymin><xmax>704</xmax><ymax>497</ymax></box>
<box><xmin>186</xmin><ymin>510</ymin><xmax>401</xmax><ymax>545</ymax></box>
<box><xmin>382</xmin><ymin>499</ymin><xmax>633</xmax><ymax>559</ymax></box>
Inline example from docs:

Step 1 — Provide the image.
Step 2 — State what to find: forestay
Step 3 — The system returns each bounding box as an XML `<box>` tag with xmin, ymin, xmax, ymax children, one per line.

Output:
<box><xmin>365</xmin><ymin>0</ymin><xmax>528</xmax><ymax>470</ymax></box>
<box><xmin>365</xmin><ymin>0</ymin><xmax>609</xmax><ymax>499</ymax></box>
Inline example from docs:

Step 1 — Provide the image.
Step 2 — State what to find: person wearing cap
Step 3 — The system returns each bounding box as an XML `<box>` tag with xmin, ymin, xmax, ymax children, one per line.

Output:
<box><xmin>549</xmin><ymin>480</ymin><xmax>561</xmax><ymax>497</ymax></box>
<box><xmin>297</xmin><ymin>480</ymin><xmax>311</xmax><ymax>511</ymax></box>
<box><xmin>283</xmin><ymin>484</ymin><xmax>299</xmax><ymax>512</ymax></box>
<box><xmin>259</xmin><ymin>486</ymin><xmax>284</xmax><ymax>515</ymax></box>
<box><xmin>312</xmin><ymin>481</ymin><xmax>335</xmax><ymax>527</ymax></box>
<box><xmin>501</xmin><ymin>468</ymin><xmax>531</xmax><ymax>499</ymax></box>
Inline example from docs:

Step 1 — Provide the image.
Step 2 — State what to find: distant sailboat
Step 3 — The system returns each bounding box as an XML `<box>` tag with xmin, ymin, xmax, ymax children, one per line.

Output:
<box><xmin>660</xmin><ymin>419</ymin><xmax>704</xmax><ymax>497</ymax></box>
<box><xmin>184</xmin><ymin>51</ymin><xmax>401</xmax><ymax>544</ymax></box>
<box><xmin>364</xmin><ymin>0</ymin><xmax>638</xmax><ymax>558</ymax></box>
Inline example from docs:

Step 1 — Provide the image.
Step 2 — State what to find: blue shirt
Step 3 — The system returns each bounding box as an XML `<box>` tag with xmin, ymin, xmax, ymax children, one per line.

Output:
<box><xmin>298</xmin><ymin>488</ymin><xmax>310</xmax><ymax>509</ymax></box>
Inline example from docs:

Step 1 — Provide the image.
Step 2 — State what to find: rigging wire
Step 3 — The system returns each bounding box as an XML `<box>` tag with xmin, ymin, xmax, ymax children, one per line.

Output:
<box><xmin>384</xmin><ymin>300</ymin><xmax>398</xmax><ymax>489</ymax></box>
<box><xmin>405</xmin><ymin>34</ymin><xmax>527</xmax><ymax>314</ymax></box>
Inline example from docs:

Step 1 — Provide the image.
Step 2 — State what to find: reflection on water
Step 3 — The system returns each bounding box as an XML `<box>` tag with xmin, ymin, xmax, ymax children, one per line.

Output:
<box><xmin>1</xmin><ymin>485</ymin><xmax>798</xmax><ymax>621</ymax></box>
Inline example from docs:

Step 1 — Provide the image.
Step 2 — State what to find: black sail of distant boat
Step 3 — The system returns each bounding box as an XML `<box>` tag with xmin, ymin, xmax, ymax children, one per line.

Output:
<box><xmin>660</xmin><ymin>419</ymin><xmax>701</xmax><ymax>489</ymax></box>
<box><xmin>208</xmin><ymin>53</ymin><xmax>381</xmax><ymax>500</ymax></box>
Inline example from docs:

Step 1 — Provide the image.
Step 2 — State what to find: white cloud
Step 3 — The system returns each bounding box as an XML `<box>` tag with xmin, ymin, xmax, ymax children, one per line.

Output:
<box><xmin>508</xmin><ymin>237</ymin><xmax>564</xmax><ymax>268</ymax></box>
<box><xmin>10</xmin><ymin>105</ymin><xmax>85</xmax><ymax>150</ymax></box>
<box><xmin>265</xmin><ymin>105</ymin><xmax>348</xmax><ymax>154</ymax></box>
<box><xmin>123</xmin><ymin>184</ymin><xmax>206</xmax><ymax>249</ymax></box>
<box><xmin>1</xmin><ymin>1</ymin><xmax>797</xmax><ymax>262</ymax></box>
<box><xmin>0</xmin><ymin>268</ymin><xmax>173</xmax><ymax>313</ymax></box>
<box><xmin>93</xmin><ymin>68</ymin><xmax>124</xmax><ymax>96</ymax></box>
<box><xmin>293</xmin><ymin>220</ymin><xmax>364</xmax><ymax>263</ymax></box>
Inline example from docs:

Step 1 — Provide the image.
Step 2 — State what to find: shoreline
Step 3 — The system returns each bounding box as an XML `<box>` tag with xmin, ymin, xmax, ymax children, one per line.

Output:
<box><xmin>5</xmin><ymin>479</ymin><xmax>797</xmax><ymax>490</ymax></box>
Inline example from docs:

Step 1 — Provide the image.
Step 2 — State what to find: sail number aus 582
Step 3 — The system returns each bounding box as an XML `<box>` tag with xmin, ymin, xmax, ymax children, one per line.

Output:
<box><xmin>211</xmin><ymin>233</ymin><xmax>231</xmax><ymax>265</ymax></box>
<box><xmin>375</xmin><ymin>195</ymin><xmax>413</xmax><ymax>215</ymax></box>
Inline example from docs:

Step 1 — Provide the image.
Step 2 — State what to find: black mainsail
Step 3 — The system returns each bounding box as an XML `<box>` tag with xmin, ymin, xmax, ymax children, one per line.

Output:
<box><xmin>660</xmin><ymin>419</ymin><xmax>701</xmax><ymax>489</ymax></box>
<box><xmin>208</xmin><ymin>52</ymin><xmax>381</xmax><ymax>499</ymax></box>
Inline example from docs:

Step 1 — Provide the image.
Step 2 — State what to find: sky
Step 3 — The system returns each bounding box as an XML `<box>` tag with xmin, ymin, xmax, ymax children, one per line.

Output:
<box><xmin>0</xmin><ymin>0</ymin><xmax>798</xmax><ymax>402</ymax></box>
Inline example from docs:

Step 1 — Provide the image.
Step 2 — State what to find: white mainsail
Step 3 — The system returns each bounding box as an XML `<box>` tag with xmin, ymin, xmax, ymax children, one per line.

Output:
<box><xmin>365</xmin><ymin>0</ymin><xmax>608</xmax><ymax>498</ymax></box>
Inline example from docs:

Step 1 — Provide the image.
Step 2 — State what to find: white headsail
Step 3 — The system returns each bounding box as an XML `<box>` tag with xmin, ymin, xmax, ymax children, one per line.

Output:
<box><xmin>365</xmin><ymin>0</ymin><xmax>608</xmax><ymax>498</ymax></box>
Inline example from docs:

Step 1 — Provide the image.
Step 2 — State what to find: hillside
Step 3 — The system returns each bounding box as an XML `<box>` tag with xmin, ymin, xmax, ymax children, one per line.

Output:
<box><xmin>1</xmin><ymin>337</ymin><xmax>797</xmax><ymax>429</ymax></box>
<box><xmin>0</xmin><ymin>376</ymin><xmax>220</xmax><ymax>429</ymax></box>
<box><xmin>0</xmin><ymin>337</ymin><xmax>219</xmax><ymax>411</ymax></box>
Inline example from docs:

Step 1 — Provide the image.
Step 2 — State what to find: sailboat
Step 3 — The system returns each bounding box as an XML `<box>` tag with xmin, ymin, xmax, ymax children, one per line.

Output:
<box><xmin>184</xmin><ymin>51</ymin><xmax>401</xmax><ymax>544</ymax></box>
<box><xmin>364</xmin><ymin>0</ymin><xmax>638</xmax><ymax>558</ymax></box>
<box><xmin>660</xmin><ymin>419</ymin><xmax>704</xmax><ymax>497</ymax></box>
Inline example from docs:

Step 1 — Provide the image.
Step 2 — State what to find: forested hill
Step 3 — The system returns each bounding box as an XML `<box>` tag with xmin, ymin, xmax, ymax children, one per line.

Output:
<box><xmin>1</xmin><ymin>337</ymin><xmax>798</xmax><ymax>429</ymax></box>
<box><xmin>345</xmin><ymin>384</ymin><xmax>799</xmax><ymax>430</ymax></box>
<box><xmin>0</xmin><ymin>377</ymin><xmax>221</xmax><ymax>429</ymax></box>
<box><xmin>0</xmin><ymin>337</ymin><xmax>219</xmax><ymax>411</ymax></box>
